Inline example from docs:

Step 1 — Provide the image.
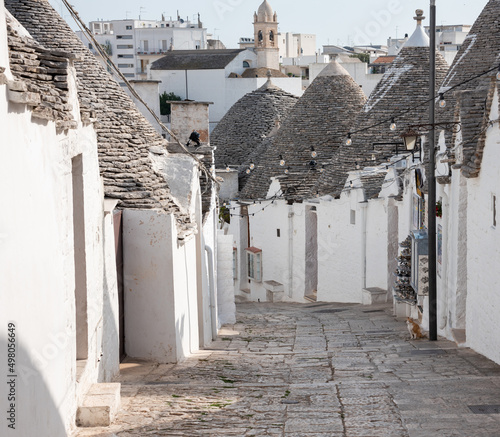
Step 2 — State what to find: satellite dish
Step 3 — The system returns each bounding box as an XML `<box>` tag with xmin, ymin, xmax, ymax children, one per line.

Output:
<box><xmin>180</xmin><ymin>18</ymin><xmax>184</xmax><ymax>23</ymax></box>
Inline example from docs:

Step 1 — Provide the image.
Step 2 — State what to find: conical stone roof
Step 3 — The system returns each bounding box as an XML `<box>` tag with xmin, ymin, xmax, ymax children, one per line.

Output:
<box><xmin>315</xmin><ymin>21</ymin><xmax>449</xmax><ymax>198</ymax></box>
<box><xmin>212</xmin><ymin>79</ymin><xmax>298</xmax><ymax>190</ymax></box>
<box><xmin>6</xmin><ymin>0</ymin><xmax>192</xmax><ymax>229</ymax></box>
<box><xmin>240</xmin><ymin>61</ymin><xmax>366</xmax><ymax>201</ymax></box>
<box><xmin>437</xmin><ymin>0</ymin><xmax>500</xmax><ymax>178</ymax></box>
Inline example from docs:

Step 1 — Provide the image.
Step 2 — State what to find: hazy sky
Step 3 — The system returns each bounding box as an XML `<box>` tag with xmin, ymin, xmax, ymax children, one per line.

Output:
<box><xmin>48</xmin><ymin>0</ymin><xmax>488</xmax><ymax>49</ymax></box>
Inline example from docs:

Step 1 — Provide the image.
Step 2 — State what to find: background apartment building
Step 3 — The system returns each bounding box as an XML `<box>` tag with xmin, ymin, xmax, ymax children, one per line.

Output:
<box><xmin>77</xmin><ymin>14</ymin><xmax>208</xmax><ymax>83</ymax></box>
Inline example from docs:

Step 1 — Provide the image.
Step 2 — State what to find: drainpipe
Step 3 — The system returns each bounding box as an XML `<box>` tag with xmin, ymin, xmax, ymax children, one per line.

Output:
<box><xmin>288</xmin><ymin>205</ymin><xmax>294</xmax><ymax>298</ymax></box>
<box><xmin>360</xmin><ymin>201</ymin><xmax>368</xmax><ymax>291</ymax></box>
<box><xmin>205</xmin><ymin>245</ymin><xmax>218</xmax><ymax>341</ymax></box>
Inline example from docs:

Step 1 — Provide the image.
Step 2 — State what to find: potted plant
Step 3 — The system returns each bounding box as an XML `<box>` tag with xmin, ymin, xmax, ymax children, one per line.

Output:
<box><xmin>436</xmin><ymin>200</ymin><xmax>442</xmax><ymax>218</ymax></box>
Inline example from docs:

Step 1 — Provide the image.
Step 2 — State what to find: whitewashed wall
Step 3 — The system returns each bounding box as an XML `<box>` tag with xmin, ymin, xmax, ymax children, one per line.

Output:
<box><xmin>245</xmin><ymin>201</ymin><xmax>299</xmax><ymax>301</ymax></box>
<box><xmin>365</xmin><ymin>199</ymin><xmax>391</xmax><ymax>290</ymax></box>
<box><xmin>463</xmin><ymin>89</ymin><xmax>500</xmax><ymax>364</ymax></box>
<box><xmin>230</xmin><ymin>191</ymin><xmax>391</xmax><ymax>304</ymax></box>
<box><xmin>123</xmin><ymin>210</ymin><xmax>200</xmax><ymax>363</ymax></box>
<box><xmin>216</xmin><ymin>169</ymin><xmax>239</xmax><ymax>200</ymax></box>
<box><xmin>225</xmin><ymin>50</ymin><xmax>258</xmax><ymax>76</ymax></box>
<box><xmin>398</xmin><ymin>99</ymin><xmax>500</xmax><ymax>361</ymax></box>
<box><xmin>152</xmin><ymin>69</ymin><xmax>226</xmax><ymax>126</ymax></box>
<box><xmin>217</xmin><ymin>230</ymin><xmax>237</xmax><ymax>325</ymax></box>
<box><xmin>227</xmin><ymin>204</ymin><xmax>249</xmax><ymax>298</ymax></box>
<box><xmin>99</xmin><ymin>204</ymin><xmax>121</xmax><ymax>382</ymax></box>
<box><xmin>125</xmin><ymin>81</ymin><xmax>162</xmax><ymax>134</ymax></box>
<box><xmin>201</xmin><ymin>198</ymin><xmax>218</xmax><ymax>343</ymax></box>
<box><xmin>434</xmin><ymin>170</ymin><xmax>465</xmax><ymax>337</ymax></box>
<box><xmin>150</xmin><ymin>66</ymin><xmax>302</xmax><ymax>130</ymax></box>
<box><xmin>0</xmin><ymin>20</ymin><xmax>119</xmax><ymax>437</ymax></box>
<box><xmin>317</xmin><ymin>195</ymin><xmax>363</xmax><ymax>303</ymax></box>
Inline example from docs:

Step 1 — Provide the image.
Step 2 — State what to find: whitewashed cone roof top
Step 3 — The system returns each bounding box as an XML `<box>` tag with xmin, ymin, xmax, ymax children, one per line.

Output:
<box><xmin>404</xmin><ymin>9</ymin><xmax>430</xmax><ymax>48</ymax></box>
<box><xmin>241</xmin><ymin>60</ymin><xmax>366</xmax><ymax>201</ymax></box>
<box><xmin>437</xmin><ymin>0</ymin><xmax>500</xmax><ymax>179</ymax></box>
<box><xmin>6</xmin><ymin>0</ymin><xmax>195</xmax><ymax>233</ymax></box>
<box><xmin>314</xmin><ymin>12</ymin><xmax>449</xmax><ymax>198</ymax></box>
<box><xmin>212</xmin><ymin>79</ymin><xmax>298</xmax><ymax>191</ymax></box>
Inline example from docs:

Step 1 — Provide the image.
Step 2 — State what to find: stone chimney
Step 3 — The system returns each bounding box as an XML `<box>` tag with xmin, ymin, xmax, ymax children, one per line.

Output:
<box><xmin>169</xmin><ymin>100</ymin><xmax>213</xmax><ymax>145</ymax></box>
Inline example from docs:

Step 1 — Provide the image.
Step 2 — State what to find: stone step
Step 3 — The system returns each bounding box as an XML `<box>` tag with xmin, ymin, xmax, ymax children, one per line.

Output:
<box><xmin>235</xmin><ymin>295</ymin><xmax>248</xmax><ymax>303</ymax></box>
<box><xmin>452</xmin><ymin>328</ymin><xmax>466</xmax><ymax>346</ymax></box>
<box><xmin>76</xmin><ymin>383</ymin><xmax>121</xmax><ymax>428</ymax></box>
<box><xmin>304</xmin><ymin>293</ymin><xmax>317</xmax><ymax>303</ymax></box>
<box><xmin>362</xmin><ymin>287</ymin><xmax>388</xmax><ymax>305</ymax></box>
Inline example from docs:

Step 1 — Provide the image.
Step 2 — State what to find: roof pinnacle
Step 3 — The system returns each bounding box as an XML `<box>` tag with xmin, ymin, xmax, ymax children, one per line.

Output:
<box><xmin>414</xmin><ymin>9</ymin><xmax>425</xmax><ymax>26</ymax></box>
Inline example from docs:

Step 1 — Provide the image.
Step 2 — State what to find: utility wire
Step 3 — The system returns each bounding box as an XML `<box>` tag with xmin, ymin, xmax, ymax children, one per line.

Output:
<box><xmin>226</xmin><ymin>117</ymin><xmax>500</xmax><ymax>216</ymax></box>
<box><xmin>60</xmin><ymin>0</ymin><xmax>220</xmax><ymax>188</ymax></box>
<box><xmin>62</xmin><ymin>0</ymin><xmax>498</xmax><ymax>196</ymax></box>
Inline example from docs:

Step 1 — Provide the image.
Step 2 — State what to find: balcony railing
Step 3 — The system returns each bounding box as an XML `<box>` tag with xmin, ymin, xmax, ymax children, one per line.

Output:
<box><xmin>136</xmin><ymin>49</ymin><xmax>168</xmax><ymax>55</ymax></box>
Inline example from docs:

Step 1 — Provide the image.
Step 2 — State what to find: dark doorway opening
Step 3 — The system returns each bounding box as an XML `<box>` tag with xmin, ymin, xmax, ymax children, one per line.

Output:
<box><xmin>113</xmin><ymin>210</ymin><xmax>126</xmax><ymax>362</ymax></box>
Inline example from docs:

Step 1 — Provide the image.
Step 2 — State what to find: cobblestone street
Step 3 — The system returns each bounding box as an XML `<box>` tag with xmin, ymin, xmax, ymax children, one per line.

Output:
<box><xmin>78</xmin><ymin>302</ymin><xmax>500</xmax><ymax>436</ymax></box>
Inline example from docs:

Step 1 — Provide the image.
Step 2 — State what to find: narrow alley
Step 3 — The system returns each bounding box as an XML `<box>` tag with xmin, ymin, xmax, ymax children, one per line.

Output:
<box><xmin>77</xmin><ymin>302</ymin><xmax>500</xmax><ymax>436</ymax></box>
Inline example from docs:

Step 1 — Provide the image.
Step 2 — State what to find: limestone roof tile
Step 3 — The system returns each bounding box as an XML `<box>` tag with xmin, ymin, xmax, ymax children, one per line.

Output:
<box><xmin>360</xmin><ymin>173</ymin><xmax>387</xmax><ymax>200</ymax></box>
<box><xmin>6</xmin><ymin>0</ymin><xmax>192</xmax><ymax>230</ymax></box>
<box><xmin>240</xmin><ymin>61</ymin><xmax>366</xmax><ymax>201</ymax></box>
<box><xmin>241</xmin><ymin>67</ymin><xmax>287</xmax><ymax>78</ymax></box>
<box><xmin>212</xmin><ymin>79</ymin><xmax>298</xmax><ymax>191</ymax></box>
<box><xmin>437</xmin><ymin>0</ymin><xmax>500</xmax><ymax>179</ymax></box>
<box><xmin>150</xmin><ymin>49</ymin><xmax>246</xmax><ymax>71</ymax></box>
<box><xmin>5</xmin><ymin>12</ymin><xmax>76</xmax><ymax>131</ymax></box>
<box><xmin>315</xmin><ymin>46</ymin><xmax>449</xmax><ymax>198</ymax></box>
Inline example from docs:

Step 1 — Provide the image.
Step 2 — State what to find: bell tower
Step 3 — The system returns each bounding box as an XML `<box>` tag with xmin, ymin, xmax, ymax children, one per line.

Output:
<box><xmin>253</xmin><ymin>0</ymin><xmax>279</xmax><ymax>70</ymax></box>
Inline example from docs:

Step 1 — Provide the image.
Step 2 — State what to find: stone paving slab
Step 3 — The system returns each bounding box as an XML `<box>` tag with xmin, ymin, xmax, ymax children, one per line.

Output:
<box><xmin>75</xmin><ymin>302</ymin><xmax>500</xmax><ymax>437</ymax></box>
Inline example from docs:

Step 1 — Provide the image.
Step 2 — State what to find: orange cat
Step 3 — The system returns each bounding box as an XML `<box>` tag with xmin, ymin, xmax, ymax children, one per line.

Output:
<box><xmin>406</xmin><ymin>317</ymin><xmax>424</xmax><ymax>339</ymax></box>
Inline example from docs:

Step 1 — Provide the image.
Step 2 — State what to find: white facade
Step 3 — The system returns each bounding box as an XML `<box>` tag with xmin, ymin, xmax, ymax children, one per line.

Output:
<box><xmin>431</xmin><ymin>88</ymin><xmax>500</xmax><ymax>364</ymax></box>
<box><xmin>0</xmin><ymin>8</ymin><xmax>119</xmax><ymax>437</ymax></box>
<box><xmin>125</xmin><ymin>80</ymin><xmax>163</xmax><ymax>134</ymax></box>
<box><xmin>77</xmin><ymin>16</ymin><xmax>207</xmax><ymax>83</ymax></box>
<box><xmin>123</xmin><ymin>210</ymin><xmax>201</xmax><ymax>362</ymax></box>
<box><xmin>387</xmin><ymin>36</ymin><xmax>409</xmax><ymax>56</ymax></box>
<box><xmin>368</xmin><ymin>87</ymin><xmax>500</xmax><ymax>367</ymax></box>
<box><xmin>426</xmin><ymin>24</ymin><xmax>471</xmax><ymax>65</ymax></box>
<box><xmin>217</xmin><ymin>230</ymin><xmax>237</xmax><ymax>325</ymax></box>
<box><xmin>149</xmin><ymin>50</ymin><xmax>302</xmax><ymax>130</ymax></box>
<box><xmin>1</xmin><ymin>5</ymin><xmax>225</xmax><ymax>434</ymax></box>
<box><xmin>279</xmin><ymin>33</ymin><xmax>316</xmax><ymax>58</ymax></box>
<box><xmin>388</xmin><ymin>25</ymin><xmax>471</xmax><ymax>65</ymax></box>
<box><xmin>229</xmin><ymin>199</ymin><xmax>308</xmax><ymax>302</ymax></box>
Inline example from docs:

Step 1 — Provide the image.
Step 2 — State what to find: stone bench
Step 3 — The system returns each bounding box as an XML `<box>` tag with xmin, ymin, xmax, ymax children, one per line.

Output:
<box><xmin>264</xmin><ymin>280</ymin><xmax>285</xmax><ymax>302</ymax></box>
<box><xmin>362</xmin><ymin>287</ymin><xmax>388</xmax><ymax>305</ymax></box>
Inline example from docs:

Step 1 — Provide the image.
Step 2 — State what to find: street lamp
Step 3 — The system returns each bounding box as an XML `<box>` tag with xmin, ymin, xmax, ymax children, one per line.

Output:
<box><xmin>428</xmin><ymin>0</ymin><xmax>438</xmax><ymax>341</ymax></box>
<box><xmin>401</xmin><ymin>129</ymin><xmax>419</xmax><ymax>151</ymax></box>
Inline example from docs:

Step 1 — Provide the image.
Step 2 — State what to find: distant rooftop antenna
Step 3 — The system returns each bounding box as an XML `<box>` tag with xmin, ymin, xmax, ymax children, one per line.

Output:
<box><xmin>125</xmin><ymin>11</ymin><xmax>131</xmax><ymax>19</ymax></box>
<box><xmin>139</xmin><ymin>6</ymin><xmax>146</xmax><ymax>20</ymax></box>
